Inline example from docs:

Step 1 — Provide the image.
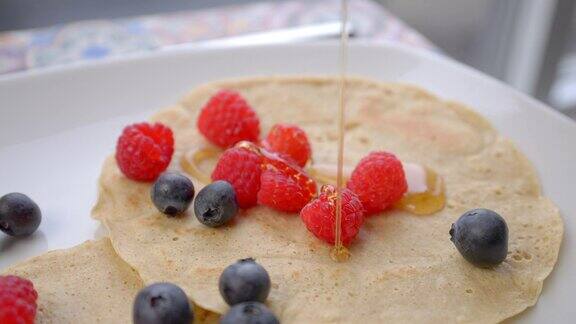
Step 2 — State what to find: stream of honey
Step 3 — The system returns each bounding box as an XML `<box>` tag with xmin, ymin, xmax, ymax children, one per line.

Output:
<box><xmin>330</xmin><ymin>0</ymin><xmax>351</xmax><ymax>262</ymax></box>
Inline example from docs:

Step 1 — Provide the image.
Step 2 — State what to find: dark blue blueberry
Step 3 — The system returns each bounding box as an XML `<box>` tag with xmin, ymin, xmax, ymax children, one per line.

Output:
<box><xmin>151</xmin><ymin>171</ymin><xmax>195</xmax><ymax>216</ymax></box>
<box><xmin>133</xmin><ymin>282</ymin><xmax>193</xmax><ymax>324</ymax></box>
<box><xmin>0</xmin><ymin>193</ymin><xmax>41</xmax><ymax>237</ymax></box>
<box><xmin>219</xmin><ymin>258</ymin><xmax>271</xmax><ymax>306</ymax></box>
<box><xmin>194</xmin><ymin>180</ymin><xmax>238</xmax><ymax>227</ymax></box>
<box><xmin>450</xmin><ymin>208</ymin><xmax>508</xmax><ymax>268</ymax></box>
<box><xmin>220</xmin><ymin>302</ymin><xmax>279</xmax><ymax>324</ymax></box>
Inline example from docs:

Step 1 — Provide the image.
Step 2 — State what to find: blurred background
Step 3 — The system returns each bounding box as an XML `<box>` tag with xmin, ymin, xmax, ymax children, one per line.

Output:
<box><xmin>1</xmin><ymin>0</ymin><xmax>575</xmax><ymax>119</ymax></box>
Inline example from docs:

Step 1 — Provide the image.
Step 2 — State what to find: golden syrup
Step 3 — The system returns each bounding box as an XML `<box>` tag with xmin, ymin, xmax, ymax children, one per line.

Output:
<box><xmin>331</xmin><ymin>0</ymin><xmax>351</xmax><ymax>263</ymax></box>
<box><xmin>330</xmin><ymin>245</ymin><xmax>351</xmax><ymax>262</ymax></box>
<box><xmin>309</xmin><ymin>162</ymin><xmax>446</xmax><ymax>216</ymax></box>
<box><xmin>395</xmin><ymin>163</ymin><xmax>446</xmax><ymax>215</ymax></box>
<box><xmin>180</xmin><ymin>146</ymin><xmax>222</xmax><ymax>184</ymax></box>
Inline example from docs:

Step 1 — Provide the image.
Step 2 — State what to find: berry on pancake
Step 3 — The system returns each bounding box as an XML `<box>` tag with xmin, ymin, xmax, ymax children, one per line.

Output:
<box><xmin>197</xmin><ymin>90</ymin><xmax>260</xmax><ymax>148</ymax></box>
<box><xmin>347</xmin><ymin>151</ymin><xmax>407</xmax><ymax>215</ymax></box>
<box><xmin>0</xmin><ymin>275</ymin><xmax>37</xmax><ymax>324</ymax></box>
<box><xmin>220</xmin><ymin>302</ymin><xmax>279</xmax><ymax>324</ymax></box>
<box><xmin>194</xmin><ymin>180</ymin><xmax>238</xmax><ymax>227</ymax></box>
<box><xmin>212</xmin><ymin>146</ymin><xmax>262</xmax><ymax>209</ymax></box>
<box><xmin>262</xmin><ymin>123</ymin><xmax>311</xmax><ymax>167</ymax></box>
<box><xmin>257</xmin><ymin>168</ymin><xmax>315</xmax><ymax>213</ymax></box>
<box><xmin>219</xmin><ymin>258</ymin><xmax>271</xmax><ymax>306</ymax></box>
<box><xmin>151</xmin><ymin>171</ymin><xmax>195</xmax><ymax>216</ymax></box>
<box><xmin>300</xmin><ymin>185</ymin><xmax>364</xmax><ymax>245</ymax></box>
<box><xmin>257</xmin><ymin>146</ymin><xmax>317</xmax><ymax>213</ymax></box>
<box><xmin>115</xmin><ymin>122</ymin><xmax>174</xmax><ymax>182</ymax></box>
<box><xmin>133</xmin><ymin>282</ymin><xmax>193</xmax><ymax>324</ymax></box>
<box><xmin>450</xmin><ymin>208</ymin><xmax>509</xmax><ymax>268</ymax></box>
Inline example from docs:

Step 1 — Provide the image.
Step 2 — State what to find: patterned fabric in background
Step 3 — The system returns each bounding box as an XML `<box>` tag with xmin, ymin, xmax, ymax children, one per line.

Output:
<box><xmin>0</xmin><ymin>0</ymin><xmax>434</xmax><ymax>75</ymax></box>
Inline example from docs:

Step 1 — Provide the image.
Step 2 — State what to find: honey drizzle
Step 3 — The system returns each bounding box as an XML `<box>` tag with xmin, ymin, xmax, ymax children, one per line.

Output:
<box><xmin>395</xmin><ymin>165</ymin><xmax>446</xmax><ymax>215</ymax></box>
<box><xmin>331</xmin><ymin>0</ymin><xmax>351</xmax><ymax>262</ymax></box>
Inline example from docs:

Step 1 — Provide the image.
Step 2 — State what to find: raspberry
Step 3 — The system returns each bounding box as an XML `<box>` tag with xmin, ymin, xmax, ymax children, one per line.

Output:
<box><xmin>0</xmin><ymin>275</ymin><xmax>38</xmax><ymax>324</ymax></box>
<box><xmin>262</xmin><ymin>124</ymin><xmax>311</xmax><ymax>167</ymax></box>
<box><xmin>347</xmin><ymin>151</ymin><xmax>407</xmax><ymax>215</ymax></box>
<box><xmin>257</xmin><ymin>168</ymin><xmax>316</xmax><ymax>213</ymax></box>
<box><xmin>115</xmin><ymin>122</ymin><xmax>174</xmax><ymax>182</ymax></box>
<box><xmin>256</xmin><ymin>146</ymin><xmax>317</xmax><ymax>213</ymax></box>
<box><xmin>300</xmin><ymin>185</ymin><xmax>364</xmax><ymax>245</ymax></box>
<box><xmin>259</xmin><ymin>146</ymin><xmax>309</xmax><ymax>182</ymax></box>
<box><xmin>198</xmin><ymin>90</ymin><xmax>260</xmax><ymax>148</ymax></box>
<box><xmin>212</xmin><ymin>147</ymin><xmax>262</xmax><ymax>209</ymax></box>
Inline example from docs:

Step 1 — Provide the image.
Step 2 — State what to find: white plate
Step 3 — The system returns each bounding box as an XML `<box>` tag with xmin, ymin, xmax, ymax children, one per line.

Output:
<box><xmin>0</xmin><ymin>42</ymin><xmax>575</xmax><ymax>322</ymax></box>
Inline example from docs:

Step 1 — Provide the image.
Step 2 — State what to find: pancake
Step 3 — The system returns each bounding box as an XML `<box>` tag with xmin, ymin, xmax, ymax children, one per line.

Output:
<box><xmin>93</xmin><ymin>76</ymin><xmax>563</xmax><ymax>323</ymax></box>
<box><xmin>3</xmin><ymin>238</ymin><xmax>220</xmax><ymax>324</ymax></box>
<box><xmin>3</xmin><ymin>239</ymin><xmax>140</xmax><ymax>323</ymax></box>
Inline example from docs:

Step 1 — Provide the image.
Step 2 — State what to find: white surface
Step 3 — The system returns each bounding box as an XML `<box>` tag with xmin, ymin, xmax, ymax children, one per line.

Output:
<box><xmin>0</xmin><ymin>42</ymin><xmax>575</xmax><ymax>322</ymax></box>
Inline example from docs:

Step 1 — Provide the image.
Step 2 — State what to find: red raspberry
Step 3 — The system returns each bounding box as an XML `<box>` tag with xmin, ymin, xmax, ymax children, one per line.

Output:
<box><xmin>197</xmin><ymin>90</ymin><xmax>260</xmax><ymax>148</ymax></box>
<box><xmin>212</xmin><ymin>146</ymin><xmax>262</xmax><ymax>208</ymax></box>
<box><xmin>0</xmin><ymin>275</ymin><xmax>38</xmax><ymax>324</ymax></box>
<box><xmin>256</xmin><ymin>146</ymin><xmax>317</xmax><ymax>213</ymax></box>
<box><xmin>115</xmin><ymin>122</ymin><xmax>174</xmax><ymax>182</ymax></box>
<box><xmin>347</xmin><ymin>151</ymin><xmax>407</xmax><ymax>215</ymax></box>
<box><xmin>260</xmin><ymin>148</ymin><xmax>306</xmax><ymax>181</ymax></box>
<box><xmin>300</xmin><ymin>185</ymin><xmax>364</xmax><ymax>245</ymax></box>
<box><xmin>257</xmin><ymin>167</ymin><xmax>316</xmax><ymax>213</ymax></box>
<box><xmin>262</xmin><ymin>124</ymin><xmax>311</xmax><ymax>167</ymax></box>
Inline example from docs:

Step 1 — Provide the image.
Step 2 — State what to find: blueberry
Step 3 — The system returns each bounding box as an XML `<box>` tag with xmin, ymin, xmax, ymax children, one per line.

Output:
<box><xmin>151</xmin><ymin>171</ymin><xmax>195</xmax><ymax>216</ymax></box>
<box><xmin>220</xmin><ymin>302</ymin><xmax>279</xmax><ymax>324</ymax></box>
<box><xmin>450</xmin><ymin>208</ymin><xmax>508</xmax><ymax>268</ymax></box>
<box><xmin>194</xmin><ymin>180</ymin><xmax>238</xmax><ymax>227</ymax></box>
<box><xmin>133</xmin><ymin>282</ymin><xmax>193</xmax><ymax>324</ymax></box>
<box><xmin>0</xmin><ymin>193</ymin><xmax>41</xmax><ymax>237</ymax></box>
<box><xmin>219</xmin><ymin>258</ymin><xmax>271</xmax><ymax>306</ymax></box>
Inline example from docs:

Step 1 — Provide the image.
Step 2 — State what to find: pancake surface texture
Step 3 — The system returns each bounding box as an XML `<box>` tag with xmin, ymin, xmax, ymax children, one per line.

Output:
<box><xmin>3</xmin><ymin>239</ymin><xmax>141</xmax><ymax>323</ymax></box>
<box><xmin>93</xmin><ymin>76</ymin><xmax>563</xmax><ymax>323</ymax></box>
<box><xmin>3</xmin><ymin>238</ymin><xmax>220</xmax><ymax>324</ymax></box>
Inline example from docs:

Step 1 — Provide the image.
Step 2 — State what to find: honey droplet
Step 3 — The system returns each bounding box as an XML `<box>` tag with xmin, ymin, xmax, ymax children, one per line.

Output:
<box><xmin>180</xmin><ymin>146</ymin><xmax>222</xmax><ymax>184</ymax></box>
<box><xmin>395</xmin><ymin>163</ymin><xmax>445</xmax><ymax>215</ymax></box>
<box><xmin>330</xmin><ymin>245</ymin><xmax>351</xmax><ymax>262</ymax></box>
